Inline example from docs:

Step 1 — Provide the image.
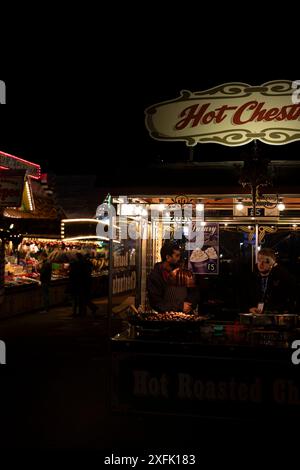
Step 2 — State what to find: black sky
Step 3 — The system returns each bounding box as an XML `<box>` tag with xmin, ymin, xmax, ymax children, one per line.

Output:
<box><xmin>1</xmin><ymin>5</ymin><xmax>298</xmax><ymax>178</ymax></box>
<box><xmin>1</xmin><ymin>46</ymin><xmax>299</xmax><ymax>184</ymax></box>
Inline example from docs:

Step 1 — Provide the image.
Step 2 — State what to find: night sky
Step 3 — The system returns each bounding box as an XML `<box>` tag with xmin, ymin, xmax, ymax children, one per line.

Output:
<box><xmin>1</xmin><ymin>56</ymin><xmax>299</xmax><ymax>186</ymax></box>
<box><xmin>0</xmin><ymin>13</ymin><xmax>298</xmax><ymax>180</ymax></box>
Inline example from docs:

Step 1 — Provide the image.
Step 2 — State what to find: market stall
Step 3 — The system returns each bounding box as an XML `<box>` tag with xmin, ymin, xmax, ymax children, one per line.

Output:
<box><xmin>1</xmin><ymin>236</ymin><xmax>109</xmax><ymax>318</ymax></box>
<box><xmin>108</xmin><ymin>189</ymin><xmax>300</xmax><ymax>420</ymax></box>
<box><xmin>110</xmin><ymin>80</ymin><xmax>300</xmax><ymax>420</ymax></box>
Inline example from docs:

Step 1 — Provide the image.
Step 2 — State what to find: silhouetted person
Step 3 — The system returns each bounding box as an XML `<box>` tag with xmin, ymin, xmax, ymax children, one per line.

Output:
<box><xmin>83</xmin><ymin>254</ymin><xmax>98</xmax><ymax>316</ymax></box>
<box><xmin>69</xmin><ymin>253</ymin><xmax>97</xmax><ymax>317</ymax></box>
<box><xmin>39</xmin><ymin>251</ymin><xmax>52</xmax><ymax>313</ymax></box>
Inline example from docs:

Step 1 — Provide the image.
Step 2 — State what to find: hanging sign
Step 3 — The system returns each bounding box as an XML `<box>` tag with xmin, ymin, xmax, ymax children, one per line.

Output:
<box><xmin>0</xmin><ymin>151</ymin><xmax>41</xmax><ymax>179</ymax></box>
<box><xmin>145</xmin><ymin>81</ymin><xmax>300</xmax><ymax>146</ymax></box>
<box><xmin>188</xmin><ymin>223</ymin><xmax>219</xmax><ymax>275</ymax></box>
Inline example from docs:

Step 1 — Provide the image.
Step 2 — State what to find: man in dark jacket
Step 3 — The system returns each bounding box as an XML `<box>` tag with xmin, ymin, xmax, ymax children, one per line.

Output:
<box><xmin>147</xmin><ymin>242</ymin><xmax>198</xmax><ymax>313</ymax></box>
<box><xmin>69</xmin><ymin>253</ymin><xmax>98</xmax><ymax>317</ymax></box>
<box><xmin>247</xmin><ymin>248</ymin><xmax>297</xmax><ymax>313</ymax></box>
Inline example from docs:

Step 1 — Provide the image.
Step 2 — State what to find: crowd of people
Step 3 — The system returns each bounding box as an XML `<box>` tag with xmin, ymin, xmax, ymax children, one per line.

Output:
<box><xmin>38</xmin><ymin>241</ymin><xmax>298</xmax><ymax>318</ymax></box>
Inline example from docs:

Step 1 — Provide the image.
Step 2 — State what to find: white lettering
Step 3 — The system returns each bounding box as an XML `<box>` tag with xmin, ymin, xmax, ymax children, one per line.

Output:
<box><xmin>0</xmin><ymin>340</ymin><xmax>6</xmax><ymax>364</ymax></box>
<box><xmin>0</xmin><ymin>80</ymin><xmax>6</xmax><ymax>104</ymax></box>
<box><xmin>104</xmin><ymin>454</ymin><xmax>139</xmax><ymax>467</ymax></box>
<box><xmin>292</xmin><ymin>80</ymin><xmax>300</xmax><ymax>104</ymax></box>
<box><xmin>291</xmin><ymin>340</ymin><xmax>300</xmax><ymax>365</ymax></box>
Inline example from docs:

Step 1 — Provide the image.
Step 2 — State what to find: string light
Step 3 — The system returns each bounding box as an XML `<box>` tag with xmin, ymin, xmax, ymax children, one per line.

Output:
<box><xmin>277</xmin><ymin>201</ymin><xmax>285</xmax><ymax>211</ymax></box>
<box><xmin>62</xmin><ymin>235</ymin><xmax>121</xmax><ymax>243</ymax></box>
<box><xmin>25</xmin><ymin>181</ymin><xmax>34</xmax><ymax>211</ymax></box>
<box><xmin>62</xmin><ymin>218</ymin><xmax>119</xmax><ymax>229</ymax></box>
<box><xmin>0</xmin><ymin>150</ymin><xmax>41</xmax><ymax>179</ymax></box>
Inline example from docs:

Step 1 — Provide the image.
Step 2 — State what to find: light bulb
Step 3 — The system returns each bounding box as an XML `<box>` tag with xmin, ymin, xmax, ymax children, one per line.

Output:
<box><xmin>236</xmin><ymin>202</ymin><xmax>244</xmax><ymax>211</ymax></box>
<box><xmin>277</xmin><ymin>202</ymin><xmax>285</xmax><ymax>211</ymax></box>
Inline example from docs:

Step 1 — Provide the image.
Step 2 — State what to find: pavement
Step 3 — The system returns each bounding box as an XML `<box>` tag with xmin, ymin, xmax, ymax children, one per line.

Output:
<box><xmin>0</xmin><ymin>300</ymin><xmax>200</xmax><ymax>450</ymax></box>
<box><xmin>0</xmin><ymin>300</ymin><xmax>282</xmax><ymax>450</ymax></box>
<box><xmin>0</xmin><ymin>299</ymin><xmax>124</xmax><ymax>449</ymax></box>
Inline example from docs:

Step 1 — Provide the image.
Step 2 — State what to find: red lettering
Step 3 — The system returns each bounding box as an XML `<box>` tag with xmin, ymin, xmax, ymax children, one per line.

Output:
<box><xmin>175</xmin><ymin>103</ymin><xmax>210</xmax><ymax>130</ymax></box>
<box><xmin>215</xmin><ymin>105</ymin><xmax>237</xmax><ymax>123</ymax></box>
<box><xmin>202</xmin><ymin>111</ymin><xmax>215</xmax><ymax>124</ymax></box>
<box><xmin>263</xmin><ymin>107</ymin><xmax>280</xmax><ymax>121</ymax></box>
<box><xmin>287</xmin><ymin>104</ymin><xmax>300</xmax><ymax>120</ymax></box>
<box><xmin>248</xmin><ymin>102</ymin><xmax>266</xmax><ymax>122</ymax></box>
<box><xmin>232</xmin><ymin>101</ymin><xmax>258</xmax><ymax>124</ymax></box>
<box><xmin>175</xmin><ymin>100</ymin><xmax>300</xmax><ymax>131</ymax></box>
<box><xmin>275</xmin><ymin>106</ymin><xmax>289</xmax><ymax>121</ymax></box>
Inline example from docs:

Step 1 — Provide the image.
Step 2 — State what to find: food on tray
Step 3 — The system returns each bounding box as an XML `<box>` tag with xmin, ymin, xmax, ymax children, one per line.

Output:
<box><xmin>134</xmin><ymin>312</ymin><xmax>206</xmax><ymax>322</ymax></box>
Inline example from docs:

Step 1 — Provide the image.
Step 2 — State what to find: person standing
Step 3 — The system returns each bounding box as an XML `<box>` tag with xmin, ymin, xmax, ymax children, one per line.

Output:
<box><xmin>147</xmin><ymin>242</ymin><xmax>198</xmax><ymax>313</ymax></box>
<box><xmin>83</xmin><ymin>254</ymin><xmax>98</xmax><ymax>316</ymax></box>
<box><xmin>69</xmin><ymin>252</ymin><xmax>98</xmax><ymax>317</ymax></box>
<box><xmin>39</xmin><ymin>251</ymin><xmax>52</xmax><ymax>313</ymax></box>
<box><xmin>69</xmin><ymin>253</ymin><xmax>85</xmax><ymax>317</ymax></box>
<box><xmin>247</xmin><ymin>248</ymin><xmax>297</xmax><ymax>314</ymax></box>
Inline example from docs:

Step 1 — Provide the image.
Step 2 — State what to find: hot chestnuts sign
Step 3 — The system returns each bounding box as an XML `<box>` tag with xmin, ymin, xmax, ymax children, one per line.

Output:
<box><xmin>145</xmin><ymin>81</ymin><xmax>300</xmax><ymax>147</ymax></box>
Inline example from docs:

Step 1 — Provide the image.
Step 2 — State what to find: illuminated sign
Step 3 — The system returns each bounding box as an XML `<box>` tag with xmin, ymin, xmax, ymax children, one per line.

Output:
<box><xmin>0</xmin><ymin>151</ymin><xmax>41</xmax><ymax>179</ymax></box>
<box><xmin>145</xmin><ymin>80</ymin><xmax>300</xmax><ymax>146</ymax></box>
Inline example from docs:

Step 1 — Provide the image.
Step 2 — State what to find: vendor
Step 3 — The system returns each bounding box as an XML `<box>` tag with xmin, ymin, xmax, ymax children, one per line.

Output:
<box><xmin>147</xmin><ymin>242</ymin><xmax>198</xmax><ymax>313</ymax></box>
<box><xmin>247</xmin><ymin>248</ymin><xmax>297</xmax><ymax>314</ymax></box>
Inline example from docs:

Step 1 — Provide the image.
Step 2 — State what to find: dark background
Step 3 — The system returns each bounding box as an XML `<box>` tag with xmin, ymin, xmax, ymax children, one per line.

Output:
<box><xmin>1</xmin><ymin>18</ymin><xmax>300</xmax><ymax>454</ymax></box>
<box><xmin>1</xmin><ymin>11</ymin><xmax>298</xmax><ymax>182</ymax></box>
<box><xmin>1</xmin><ymin>62</ymin><xmax>300</xmax><ymax>184</ymax></box>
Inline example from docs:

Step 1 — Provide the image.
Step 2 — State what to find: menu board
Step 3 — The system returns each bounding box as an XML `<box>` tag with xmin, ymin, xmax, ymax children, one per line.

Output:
<box><xmin>188</xmin><ymin>223</ymin><xmax>219</xmax><ymax>275</ymax></box>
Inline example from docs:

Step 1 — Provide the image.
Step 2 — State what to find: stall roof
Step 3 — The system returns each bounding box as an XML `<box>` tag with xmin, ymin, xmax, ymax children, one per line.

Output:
<box><xmin>4</xmin><ymin>183</ymin><xmax>64</xmax><ymax>220</ymax></box>
<box><xmin>0</xmin><ymin>150</ymin><xmax>41</xmax><ymax>179</ymax></box>
<box><xmin>99</xmin><ymin>160</ymin><xmax>300</xmax><ymax>198</ymax></box>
